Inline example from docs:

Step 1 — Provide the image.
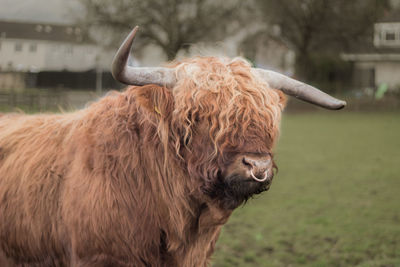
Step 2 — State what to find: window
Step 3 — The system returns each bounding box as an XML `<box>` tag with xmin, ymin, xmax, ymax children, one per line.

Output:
<box><xmin>15</xmin><ymin>43</ymin><xmax>23</xmax><ymax>52</ymax></box>
<box><xmin>385</xmin><ymin>31</ymin><xmax>396</xmax><ymax>41</ymax></box>
<box><xmin>29</xmin><ymin>43</ymin><xmax>37</xmax><ymax>52</ymax></box>
<box><xmin>374</xmin><ymin>23</ymin><xmax>400</xmax><ymax>47</ymax></box>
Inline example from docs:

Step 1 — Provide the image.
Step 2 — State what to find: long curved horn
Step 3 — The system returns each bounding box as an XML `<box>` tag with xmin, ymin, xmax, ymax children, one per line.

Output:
<box><xmin>254</xmin><ymin>69</ymin><xmax>346</xmax><ymax>110</ymax></box>
<box><xmin>111</xmin><ymin>26</ymin><xmax>177</xmax><ymax>88</ymax></box>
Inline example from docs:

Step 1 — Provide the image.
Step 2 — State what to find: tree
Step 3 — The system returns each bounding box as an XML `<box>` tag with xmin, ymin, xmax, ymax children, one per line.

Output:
<box><xmin>253</xmin><ymin>0</ymin><xmax>390</xmax><ymax>81</ymax></box>
<box><xmin>79</xmin><ymin>0</ymin><xmax>247</xmax><ymax>60</ymax></box>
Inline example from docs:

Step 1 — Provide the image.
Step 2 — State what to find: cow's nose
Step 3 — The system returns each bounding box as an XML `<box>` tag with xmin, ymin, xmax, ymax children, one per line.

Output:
<box><xmin>242</xmin><ymin>155</ymin><xmax>272</xmax><ymax>182</ymax></box>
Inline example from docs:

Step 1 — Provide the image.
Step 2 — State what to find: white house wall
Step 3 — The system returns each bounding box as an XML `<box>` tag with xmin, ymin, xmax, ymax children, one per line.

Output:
<box><xmin>375</xmin><ymin>62</ymin><xmax>400</xmax><ymax>88</ymax></box>
<box><xmin>44</xmin><ymin>42</ymin><xmax>99</xmax><ymax>71</ymax></box>
<box><xmin>0</xmin><ymin>39</ymin><xmax>46</xmax><ymax>71</ymax></box>
<box><xmin>353</xmin><ymin>61</ymin><xmax>400</xmax><ymax>89</ymax></box>
<box><xmin>0</xmin><ymin>38</ymin><xmax>112</xmax><ymax>72</ymax></box>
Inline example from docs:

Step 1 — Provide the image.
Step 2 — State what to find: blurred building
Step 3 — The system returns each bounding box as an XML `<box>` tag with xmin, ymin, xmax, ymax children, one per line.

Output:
<box><xmin>0</xmin><ymin>20</ymin><xmax>115</xmax><ymax>91</ymax></box>
<box><xmin>0</xmin><ymin>20</ymin><xmax>103</xmax><ymax>72</ymax></box>
<box><xmin>342</xmin><ymin>11</ymin><xmax>400</xmax><ymax>91</ymax></box>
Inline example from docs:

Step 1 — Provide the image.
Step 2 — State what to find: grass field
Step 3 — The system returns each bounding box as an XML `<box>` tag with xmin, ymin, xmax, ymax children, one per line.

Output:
<box><xmin>212</xmin><ymin>112</ymin><xmax>400</xmax><ymax>267</ymax></box>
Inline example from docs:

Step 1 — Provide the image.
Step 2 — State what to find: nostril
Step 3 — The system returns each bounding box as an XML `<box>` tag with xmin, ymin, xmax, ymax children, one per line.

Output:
<box><xmin>242</xmin><ymin>157</ymin><xmax>252</xmax><ymax>168</ymax></box>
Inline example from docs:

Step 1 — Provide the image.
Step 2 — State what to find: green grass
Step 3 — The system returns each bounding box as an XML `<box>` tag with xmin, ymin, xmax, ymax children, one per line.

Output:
<box><xmin>212</xmin><ymin>112</ymin><xmax>400</xmax><ymax>267</ymax></box>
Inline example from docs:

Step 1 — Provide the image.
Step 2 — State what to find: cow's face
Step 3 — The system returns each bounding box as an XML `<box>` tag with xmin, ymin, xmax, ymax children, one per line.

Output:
<box><xmin>112</xmin><ymin>27</ymin><xmax>346</xmax><ymax>210</ymax></box>
<box><xmin>171</xmin><ymin>57</ymin><xmax>286</xmax><ymax>209</ymax></box>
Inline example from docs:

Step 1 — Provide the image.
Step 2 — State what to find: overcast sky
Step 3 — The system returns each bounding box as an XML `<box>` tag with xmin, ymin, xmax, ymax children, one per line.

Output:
<box><xmin>1</xmin><ymin>0</ymin><xmax>399</xmax><ymax>25</ymax></box>
<box><xmin>0</xmin><ymin>0</ymin><xmax>83</xmax><ymax>24</ymax></box>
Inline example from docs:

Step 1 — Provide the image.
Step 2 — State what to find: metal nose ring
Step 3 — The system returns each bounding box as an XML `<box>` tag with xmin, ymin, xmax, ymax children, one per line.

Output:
<box><xmin>250</xmin><ymin>169</ymin><xmax>269</xmax><ymax>182</ymax></box>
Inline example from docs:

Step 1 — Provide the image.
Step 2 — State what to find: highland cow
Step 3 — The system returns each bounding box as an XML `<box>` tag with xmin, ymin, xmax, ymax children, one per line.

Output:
<box><xmin>0</xmin><ymin>27</ymin><xmax>345</xmax><ymax>266</ymax></box>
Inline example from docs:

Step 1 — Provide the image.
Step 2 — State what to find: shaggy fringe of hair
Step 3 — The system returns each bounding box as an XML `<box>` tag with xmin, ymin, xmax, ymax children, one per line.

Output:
<box><xmin>171</xmin><ymin>57</ymin><xmax>285</xmax><ymax>159</ymax></box>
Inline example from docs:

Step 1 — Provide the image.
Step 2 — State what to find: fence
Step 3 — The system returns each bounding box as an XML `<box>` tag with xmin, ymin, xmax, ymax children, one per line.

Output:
<box><xmin>0</xmin><ymin>90</ymin><xmax>100</xmax><ymax>112</ymax></box>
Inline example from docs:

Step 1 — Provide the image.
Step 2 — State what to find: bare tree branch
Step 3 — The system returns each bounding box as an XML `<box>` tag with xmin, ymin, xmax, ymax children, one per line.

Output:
<box><xmin>253</xmin><ymin>0</ymin><xmax>390</xmax><ymax>79</ymax></box>
<box><xmin>79</xmin><ymin>0</ymin><xmax>246</xmax><ymax>60</ymax></box>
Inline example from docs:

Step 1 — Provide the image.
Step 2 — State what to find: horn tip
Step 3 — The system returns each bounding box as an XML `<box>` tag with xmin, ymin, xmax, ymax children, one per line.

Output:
<box><xmin>130</xmin><ymin>26</ymin><xmax>139</xmax><ymax>36</ymax></box>
<box><xmin>331</xmin><ymin>100</ymin><xmax>347</xmax><ymax>110</ymax></box>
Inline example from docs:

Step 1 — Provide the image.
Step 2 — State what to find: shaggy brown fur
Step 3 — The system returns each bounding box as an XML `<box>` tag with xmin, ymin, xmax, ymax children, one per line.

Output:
<box><xmin>0</xmin><ymin>57</ymin><xmax>286</xmax><ymax>266</ymax></box>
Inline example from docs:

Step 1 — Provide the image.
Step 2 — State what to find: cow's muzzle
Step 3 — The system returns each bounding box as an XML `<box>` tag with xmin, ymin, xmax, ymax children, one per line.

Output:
<box><xmin>241</xmin><ymin>154</ymin><xmax>274</xmax><ymax>183</ymax></box>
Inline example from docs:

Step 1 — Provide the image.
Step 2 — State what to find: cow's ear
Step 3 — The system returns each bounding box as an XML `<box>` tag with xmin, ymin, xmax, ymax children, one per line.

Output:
<box><xmin>134</xmin><ymin>85</ymin><xmax>174</xmax><ymax>118</ymax></box>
